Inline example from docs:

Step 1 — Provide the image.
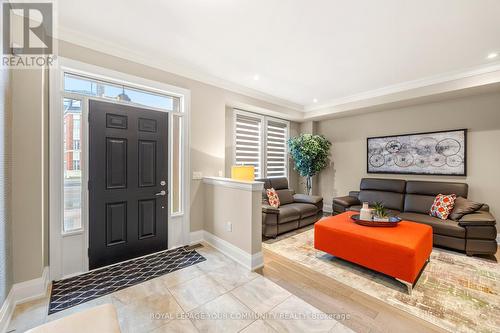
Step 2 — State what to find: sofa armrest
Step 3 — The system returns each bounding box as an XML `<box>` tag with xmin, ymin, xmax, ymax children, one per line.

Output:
<box><xmin>348</xmin><ymin>191</ymin><xmax>360</xmax><ymax>199</ymax></box>
<box><xmin>293</xmin><ymin>194</ymin><xmax>323</xmax><ymax>205</ymax></box>
<box><xmin>332</xmin><ymin>195</ymin><xmax>360</xmax><ymax>208</ymax></box>
<box><xmin>458</xmin><ymin>211</ymin><xmax>496</xmax><ymax>227</ymax></box>
<box><xmin>262</xmin><ymin>204</ymin><xmax>279</xmax><ymax>214</ymax></box>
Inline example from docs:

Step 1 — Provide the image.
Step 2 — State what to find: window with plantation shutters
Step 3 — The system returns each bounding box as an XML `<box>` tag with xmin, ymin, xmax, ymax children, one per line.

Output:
<box><xmin>266</xmin><ymin>120</ymin><xmax>288</xmax><ymax>178</ymax></box>
<box><xmin>234</xmin><ymin>112</ymin><xmax>263</xmax><ymax>178</ymax></box>
<box><xmin>233</xmin><ymin>110</ymin><xmax>289</xmax><ymax>179</ymax></box>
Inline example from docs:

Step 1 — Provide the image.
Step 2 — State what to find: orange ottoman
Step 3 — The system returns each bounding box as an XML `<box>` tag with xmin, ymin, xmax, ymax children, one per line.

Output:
<box><xmin>314</xmin><ymin>211</ymin><xmax>432</xmax><ymax>294</ymax></box>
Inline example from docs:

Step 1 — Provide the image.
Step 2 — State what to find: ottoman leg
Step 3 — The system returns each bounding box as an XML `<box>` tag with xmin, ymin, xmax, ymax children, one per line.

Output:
<box><xmin>396</xmin><ymin>278</ymin><xmax>413</xmax><ymax>295</ymax></box>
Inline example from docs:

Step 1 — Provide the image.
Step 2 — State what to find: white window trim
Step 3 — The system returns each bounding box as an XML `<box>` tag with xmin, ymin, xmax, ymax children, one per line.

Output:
<box><xmin>49</xmin><ymin>57</ymin><xmax>191</xmax><ymax>280</ymax></box>
<box><xmin>232</xmin><ymin>109</ymin><xmax>290</xmax><ymax>179</ymax></box>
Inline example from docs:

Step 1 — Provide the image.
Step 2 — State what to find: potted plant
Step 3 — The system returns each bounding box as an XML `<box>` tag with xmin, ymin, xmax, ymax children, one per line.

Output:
<box><xmin>372</xmin><ymin>202</ymin><xmax>390</xmax><ymax>222</ymax></box>
<box><xmin>287</xmin><ymin>134</ymin><xmax>331</xmax><ymax>195</ymax></box>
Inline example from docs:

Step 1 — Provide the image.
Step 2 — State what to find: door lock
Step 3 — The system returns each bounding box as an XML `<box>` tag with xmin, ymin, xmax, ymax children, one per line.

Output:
<box><xmin>160</xmin><ymin>180</ymin><xmax>166</xmax><ymax>186</ymax></box>
<box><xmin>155</xmin><ymin>190</ymin><xmax>166</xmax><ymax>196</ymax></box>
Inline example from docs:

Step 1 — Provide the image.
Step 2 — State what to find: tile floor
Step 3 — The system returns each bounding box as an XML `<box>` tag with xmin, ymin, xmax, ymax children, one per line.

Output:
<box><xmin>7</xmin><ymin>244</ymin><xmax>354</xmax><ymax>333</ymax></box>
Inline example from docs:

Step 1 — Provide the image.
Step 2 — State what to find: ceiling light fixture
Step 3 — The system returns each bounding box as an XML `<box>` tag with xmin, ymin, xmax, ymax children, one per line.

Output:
<box><xmin>253</xmin><ymin>74</ymin><xmax>260</xmax><ymax>81</ymax></box>
<box><xmin>487</xmin><ymin>52</ymin><xmax>498</xmax><ymax>59</ymax></box>
<box><xmin>313</xmin><ymin>98</ymin><xmax>318</xmax><ymax>103</ymax></box>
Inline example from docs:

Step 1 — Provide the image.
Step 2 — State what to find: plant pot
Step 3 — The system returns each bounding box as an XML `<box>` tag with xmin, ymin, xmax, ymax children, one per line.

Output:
<box><xmin>373</xmin><ymin>216</ymin><xmax>390</xmax><ymax>222</ymax></box>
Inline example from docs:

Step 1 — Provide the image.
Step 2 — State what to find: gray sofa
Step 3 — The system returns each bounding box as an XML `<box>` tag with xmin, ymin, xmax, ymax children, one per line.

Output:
<box><xmin>258</xmin><ymin>177</ymin><xmax>323</xmax><ymax>238</ymax></box>
<box><xmin>332</xmin><ymin>178</ymin><xmax>497</xmax><ymax>256</ymax></box>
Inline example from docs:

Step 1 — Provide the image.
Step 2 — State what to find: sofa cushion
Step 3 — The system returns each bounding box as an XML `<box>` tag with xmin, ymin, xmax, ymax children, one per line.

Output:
<box><xmin>276</xmin><ymin>189</ymin><xmax>294</xmax><ymax>205</ymax></box>
<box><xmin>287</xmin><ymin>203</ymin><xmax>318</xmax><ymax>218</ymax></box>
<box><xmin>358</xmin><ymin>190</ymin><xmax>404</xmax><ymax>211</ymax></box>
<box><xmin>360</xmin><ymin>178</ymin><xmax>406</xmax><ymax>193</ymax></box>
<box><xmin>449</xmin><ymin>197</ymin><xmax>484</xmax><ymax>221</ymax></box>
<box><xmin>404</xmin><ymin>194</ymin><xmax>435</xmax><ymax>214</ymax></box>
<box><xmin>429</xmin><ymin>194</ymin><xmax>456</xmax><ymax>220</ymax></box>
<box><xmin>278</xmin><ymin>205</ymin><xmax>300</xmax><ymax>223</ymax></box>
<box><xmin>406</xmin><ymin>181</ymin><xmax>468</xmax><ymax>198</ymax></box>
<box><xmin>399</xmin><ymin>212</ymin><xmax>465</xmax><ymax>238</ymax></box>
<box><xmin>270</xmin><ymin>177</ymin><xmax>289</xmax><ymax>190</ymax></box>
<box><xmin>266</xmin><ymin>188</ymin><xmax>280</xmax><ymax>208</ymax></box>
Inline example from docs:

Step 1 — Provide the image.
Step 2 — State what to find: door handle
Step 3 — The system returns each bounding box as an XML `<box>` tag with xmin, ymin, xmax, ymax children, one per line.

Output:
<box><xmin>155</xmin><ymin>190</ymin><xmax>166</xmax><ymax>196</ymax></box>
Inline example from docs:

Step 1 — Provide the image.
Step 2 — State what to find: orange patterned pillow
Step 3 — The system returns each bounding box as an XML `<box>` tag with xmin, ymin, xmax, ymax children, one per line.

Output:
<box><xmin>430</xmin><ymin>194</ymin><xmax>456</xmax><ymax>220</ymax></box>
<box><xmin>266</xmin><ymin>188</ymin><xmax>280</xmax><ymax>208</ymax></box>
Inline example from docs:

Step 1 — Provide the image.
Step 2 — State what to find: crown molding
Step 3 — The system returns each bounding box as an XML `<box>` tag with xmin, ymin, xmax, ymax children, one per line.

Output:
<box><xmin>304</xmin><ymin>62</ymin><xmax>500</xmax><ymax>112</ymax></box>
<box><xmin>57</xmin><ymin>26</ymin><xmax>304</xmax><ymax>113</ymax></box>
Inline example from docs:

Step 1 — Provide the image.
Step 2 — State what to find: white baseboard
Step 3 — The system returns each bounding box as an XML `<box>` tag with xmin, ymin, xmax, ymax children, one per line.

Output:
<box><xmin>323</xmin><ymin>203</ymin><xmax>333</xmax><ymax>213</ymax></box>
<box><xmin>190</xmin><ymin>230</ymin><xmax>204</xmax><ymax>245</ymax></box>
<box><xmin>0</xmin><ymin>266</ymin><xmax>49</xmax><ymax>333</ymax></box>
<box><xmin>191</xmin><ymin>230</ymin><xmax>264</xmax><ymax>271</ymax></box>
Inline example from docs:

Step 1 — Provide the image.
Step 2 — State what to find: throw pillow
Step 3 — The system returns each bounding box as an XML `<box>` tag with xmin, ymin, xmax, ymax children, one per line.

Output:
<box><xmin>429</xmin><ymin>194</ymin><xmax>456</xmax><ymax>220</ymax></box>
<box><xmin>266</xmin><ymin>188</ymin><xmax>280</xmax><ymax>208</ymax></box>
<box><xmin>449</xmin><ymin>197</ymin><xmax>483</xmax><ymax>221</ymax></box>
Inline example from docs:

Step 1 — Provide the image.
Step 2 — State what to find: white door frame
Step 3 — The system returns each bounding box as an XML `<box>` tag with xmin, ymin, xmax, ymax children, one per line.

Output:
<box><xmin>49</xmin><ymin>57</ymin><xmax>191</xmax><ymax>280</ymax></box>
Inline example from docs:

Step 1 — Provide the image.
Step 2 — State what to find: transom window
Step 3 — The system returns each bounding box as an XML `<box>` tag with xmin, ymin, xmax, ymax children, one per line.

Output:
<box><xmin>233</xmin><ymin>109</ymin><xmax>289</xmax><ymax>179</ymax></box>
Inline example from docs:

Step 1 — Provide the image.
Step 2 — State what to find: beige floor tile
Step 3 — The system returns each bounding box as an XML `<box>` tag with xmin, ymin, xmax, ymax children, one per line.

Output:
<box><xmin>196</xmin><ymin>246</ymin><xmax>237</xmax><ymax>272</ymax></box>
<box><xmin>169</xmin><ymin>274</ymin><xmax>227</xmax><ymax>312</ymax></box>
<box><xmin>206</xmin><ymin>261</ymin><xmax>259</xmax><ymax>291</ymax></box>
<box><xmin>189</xmin><ymin>293</ymin><xmax>256</xmax><ymax>333</ymax></box>
<box><xmin>265</xmin><ymin>295</ymin><xmax>339</xmax><ymax>333</ymax></box>
<box><xmin>149</xmin><ymin>319</ymin><xmax>199</xmax><ymax>333</ymax></box>
<box><xmin>46</xmin><ymin>295</ymin><xmax>113</xmax><ymax>322</ymax></box>
<box><xmin>231</xmin><ymin>276</ymin><xmax>291</xmax><ymax>314</ymax></box>
<box><xmin>240</xmin><ymin>319</ymin><xmax>277</xmax><ymax>333</ymax></box>
<box><xmin>111</xmin><ymin>279</ymin><xmax>169</xmax><ymax>308</ymax></box>
<box><xmin>115</xmin><ymin>293</ymin><xmax>183</xmax><ymax>333</ymax></box>
<box><xmin>152</xmin><ymin>264</ymin><xmax>204</xmax><ymax>288</ymax></box>
<box><xmin>7</xmin><ymin>296</ymin><xmax>48</xmax><ymax>332</ymax></box>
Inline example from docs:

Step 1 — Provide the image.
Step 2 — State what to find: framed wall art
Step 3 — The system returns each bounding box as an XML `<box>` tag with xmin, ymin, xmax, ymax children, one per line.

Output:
<box><xmin>367</xmin><ymin>129</ymin><xmax>467</xmax><ymax>176</ymax></box>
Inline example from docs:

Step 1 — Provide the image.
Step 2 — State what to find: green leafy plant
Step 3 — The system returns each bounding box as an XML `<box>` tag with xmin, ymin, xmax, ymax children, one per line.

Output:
<box><xmin>287</xmin><ymin>134</ymin><xmax>331</xmax><ymax>195</ymax></box>
<box><xmin>372</xmin><ymin>202</ymin><xmax>388</xmax><ymax>218</ymax></box>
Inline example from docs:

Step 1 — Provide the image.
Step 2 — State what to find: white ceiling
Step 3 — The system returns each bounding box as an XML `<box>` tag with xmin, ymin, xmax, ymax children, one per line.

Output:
<box><xmin>57</xmin><ymin>0</ymin><xmax>500</xmax><ymax>112</ymax></box>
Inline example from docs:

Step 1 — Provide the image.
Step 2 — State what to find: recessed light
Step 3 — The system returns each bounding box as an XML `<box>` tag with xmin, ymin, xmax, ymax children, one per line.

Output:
<box><xmin>313</xmin><ymin>98</ymin><xmax>318</xmax><ymax>103</ymax></box>
<box><xmin>487</xmin><ymin>52</ymin><xmax>498</xmax><ymax>59</ymax></box>
<box><xmin>253</xmin><ymin>74</ymin><xmax>260</xmax><ymax>81</ymax></box>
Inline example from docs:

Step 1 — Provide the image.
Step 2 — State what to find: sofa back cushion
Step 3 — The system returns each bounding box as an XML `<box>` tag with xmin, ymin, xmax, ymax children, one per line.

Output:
<box><xmin>404</xmin><ymin>194</ymin><xmax>436</xmax><ymax>214</ymax></box>
<box><xmin>358</xmin><ymin>190</ymin><xmax>405</xmax><ymax>211</ymax></box>
<box><xmin>403</xmin><ymin>181</ymin><xmax>468</xmax><ymax>214</ymax></box>
<box><xmin>276</xmin><ymin>189</ymin><xmax>294</xmax><ymax>205</ymax></box>
<box><xmin>270</xmin><ymin>177</ymin><xmax>289</xmax><ymax>190</ymax></box>
<box><xmin>357</xmin><ymin>178</ymin><xmax>406</xmax><ymax>211</ymax></box>
<box><xmin>360</xmin><ymin>178</ymin><xmax>406</xmax><ymax>193</ymax></box>
<box><xmin>405</xmin><ymin>181</ymin><xmax>468</xmax><ymax>198</ymax></box>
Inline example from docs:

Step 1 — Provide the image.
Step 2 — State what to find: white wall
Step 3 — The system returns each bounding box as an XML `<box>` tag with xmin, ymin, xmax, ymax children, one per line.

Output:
<box><xmin>316</xmin><ymin>91</ymin><xmax>500</xmax><ymax>217</ymax></box>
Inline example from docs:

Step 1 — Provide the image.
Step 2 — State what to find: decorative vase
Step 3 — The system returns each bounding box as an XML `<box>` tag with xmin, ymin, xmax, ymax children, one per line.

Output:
<box><xmin>360</xmin><ymin>202</ymin><xmax>373</xmax><ymax>221</ymax></box>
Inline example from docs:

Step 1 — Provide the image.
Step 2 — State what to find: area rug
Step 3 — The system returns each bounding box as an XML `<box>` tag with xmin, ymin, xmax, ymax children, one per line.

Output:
<box><xmin>48</xmin><ymin>246</ymin><xmax>205</xmax><ymax>314</ymax></box>
<box><xmin>263</xmin><ymin>229</ymin><xmax>499</xmax><ymax>333</ymax></box>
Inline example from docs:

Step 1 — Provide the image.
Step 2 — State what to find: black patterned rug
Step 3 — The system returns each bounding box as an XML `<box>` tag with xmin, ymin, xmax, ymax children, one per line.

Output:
<box><xmin>48</xmin><ymin>246</ymin><xmax>206</xmax><ymax>315</ymax></box>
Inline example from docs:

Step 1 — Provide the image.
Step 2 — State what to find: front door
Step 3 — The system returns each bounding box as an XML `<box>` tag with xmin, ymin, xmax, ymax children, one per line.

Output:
<box><xmin>89</xmin><ymin>100</ymin><xmax>168</xmax><ymax>269</ymax></box>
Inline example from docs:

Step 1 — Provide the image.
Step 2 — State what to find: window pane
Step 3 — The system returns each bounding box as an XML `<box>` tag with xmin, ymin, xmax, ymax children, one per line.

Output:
<box><xmin>63</xmin><ymin>73</ymin><xmax>179</xmax><ymax>111</ymax></box>
<box><xmin>234</xmin><ymin>113</ymin><xmax>262</xmax><ymax>178</ymax></box>
<box><xmin>172</xmin><ymin>115</ymin><xmax>182</xmax><ymax>214</ymax></box>
<box><xmin>266</xmin><ymin>120</ymin><xmax>288</xmax><ymax>178</ymax></box>
<box><xmin>63</xmin><ymin>98</ymin><xmax>83</xmax><ymax>232</ymax></box>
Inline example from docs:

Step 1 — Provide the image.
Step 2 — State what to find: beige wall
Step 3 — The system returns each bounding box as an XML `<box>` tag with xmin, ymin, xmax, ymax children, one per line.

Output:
<box><xmin>204</xmin><ymin>181</ymin><xmax>262</xmax><ymax>255</ymax></box>
<box><xmin>11</xmin><ymin>68</ymin><xmax>48</xmax><ymax>283</ymax></box>
<box><xmin>316</xmin><ymin>91</ymin><xmax>500</xmax><ymax>217</ymax></box>
<box><xmin>0</xmin><ymin>56</ymin><xmax>13</xmax><ymax>303</ymax></box>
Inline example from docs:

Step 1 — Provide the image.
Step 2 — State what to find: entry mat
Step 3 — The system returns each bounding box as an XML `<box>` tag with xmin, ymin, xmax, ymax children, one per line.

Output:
<box><xmin>48</xmin><ymin>246</ymin><xmax>206</xmax><ymax>315</ymax></box>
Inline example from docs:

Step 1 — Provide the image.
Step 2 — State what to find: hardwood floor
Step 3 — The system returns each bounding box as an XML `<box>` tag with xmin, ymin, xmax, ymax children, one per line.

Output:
<box><xmin>258</xmin><ymin>249</ymin><xmax>449</xmax><ymax>333</ymax></box>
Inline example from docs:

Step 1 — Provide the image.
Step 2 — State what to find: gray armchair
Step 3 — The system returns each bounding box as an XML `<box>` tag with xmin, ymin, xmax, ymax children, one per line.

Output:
<box><xmin>258</xmin><ymin>177</ymin><xmax>323</xmax><ymax>238</ymax></box>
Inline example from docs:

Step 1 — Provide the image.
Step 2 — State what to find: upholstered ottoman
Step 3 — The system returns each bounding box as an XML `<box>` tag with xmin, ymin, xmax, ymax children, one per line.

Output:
<box><xmin>314</xmin><ymin>211</ymin><xmax>432</xmax><ymax>294</ymax></box>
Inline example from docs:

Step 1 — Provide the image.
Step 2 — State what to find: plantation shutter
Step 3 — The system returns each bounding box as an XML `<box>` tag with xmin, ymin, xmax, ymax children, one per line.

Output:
<box><xmin>265</xmin><ymin>120</ymin><xmax>288</xmax><ymax>178</ymax></box>
<box><xmin>234</xmin><ymin>113</ymin><xmax>262</xmax><ymax>178</ymax></box>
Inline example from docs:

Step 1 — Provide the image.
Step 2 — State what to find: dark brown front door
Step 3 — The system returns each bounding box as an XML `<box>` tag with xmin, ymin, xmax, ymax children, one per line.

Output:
<box><xmin>89</xmin><ymin>100</ymin><xmax>168</xmax><ymax>269</ymax></box>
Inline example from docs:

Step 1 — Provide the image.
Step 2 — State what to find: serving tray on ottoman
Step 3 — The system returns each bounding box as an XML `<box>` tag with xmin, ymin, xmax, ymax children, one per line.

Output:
<box><xmin>314</xmin><ymin>211</ymin><xmax>432</xmax><ymax>294</ymax></box>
